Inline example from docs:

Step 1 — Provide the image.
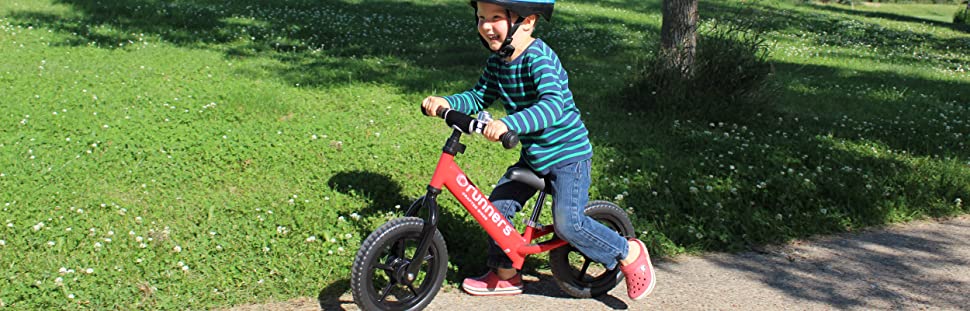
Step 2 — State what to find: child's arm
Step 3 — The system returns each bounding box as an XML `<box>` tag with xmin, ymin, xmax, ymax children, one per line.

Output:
<box><xmin>441</xmin><ymin>63</ymin><xmax>499</xmax><ymax>115</ymax></box>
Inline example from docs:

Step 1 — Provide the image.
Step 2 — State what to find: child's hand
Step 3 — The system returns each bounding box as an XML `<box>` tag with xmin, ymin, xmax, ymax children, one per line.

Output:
<box><xmin>483</xmin><ymin>120</ymin><xmax>509</xmax><ymax>142</ymax></box>
<box><xmin>421</xmin><ymin>96</ymin><xmax>451</xmax><ymax>117</ymax></box>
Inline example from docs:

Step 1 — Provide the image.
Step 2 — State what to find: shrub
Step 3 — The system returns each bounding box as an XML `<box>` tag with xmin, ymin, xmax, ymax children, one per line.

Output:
<box><xmin>625</xmin><ymin>20</ymin><xmax>775</xmax><ymax>123</ymax></box>
<box><xmin>954</xmin><ymin>1</ymin><xmax>970</xmax><ymax>24</ymax></box>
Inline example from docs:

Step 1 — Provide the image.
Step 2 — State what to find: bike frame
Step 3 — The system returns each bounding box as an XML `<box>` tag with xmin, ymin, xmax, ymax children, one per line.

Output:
<box><xmin>404</xmin><ymin>129</ymin><xmax>567</xmax><ymax>278</ymax></box>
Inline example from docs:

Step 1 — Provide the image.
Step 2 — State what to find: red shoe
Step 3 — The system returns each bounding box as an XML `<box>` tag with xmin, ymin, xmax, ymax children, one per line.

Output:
<box><xmin>461</xmin><ymin>270</ymin><xmax>523</xmax><ymax>296</ymax></box>
<box><xmin>620</xmin><ymin>238</ymin><xmax>656</xmax><ymax>300</ymax></box>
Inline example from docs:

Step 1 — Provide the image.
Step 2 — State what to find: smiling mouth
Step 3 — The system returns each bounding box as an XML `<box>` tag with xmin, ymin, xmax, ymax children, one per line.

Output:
<box><xmin>485</xmin><ymin>34</ymin><xmax>500</xmax><ymax>41</ymax></box>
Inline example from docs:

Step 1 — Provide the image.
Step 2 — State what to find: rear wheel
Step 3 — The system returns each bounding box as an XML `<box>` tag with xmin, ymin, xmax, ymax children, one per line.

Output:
<box><xmin>548</xmin><ymin>201</ymin><xmax>634</xmax><ymax>298</ymax></box>
<box><xmin>351</xmin><ymin>217</ymin><xmax>448</xmax><ymax>311</ymax></box>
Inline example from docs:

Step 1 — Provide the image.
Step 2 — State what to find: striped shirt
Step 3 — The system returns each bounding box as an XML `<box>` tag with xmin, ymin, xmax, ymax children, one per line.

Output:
<box><xmin>444</xmin><ymin>39</ymin><xmax>592</xmax><ymax>174</ymax></box>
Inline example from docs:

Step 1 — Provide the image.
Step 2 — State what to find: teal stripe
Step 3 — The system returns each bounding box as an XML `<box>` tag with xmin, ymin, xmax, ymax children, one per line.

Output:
<box><xmin>532</xmin><ymin>63</ymin><xmax>555</xmax><ymax>74</ymax></box>
<box><xmin>537</xmin><ymin>82</ymin><xmax>561</xmax><ymax>90</ymax></box>
<box><xmin>536</xmin><ymin>102</ymin><xmax>554</xmax><ymax>125</ymax></box>
<box><xmin>528</xmin><ymin>105</ymin><xmax>548</xmax><ymax>129</ymax></box>
<box><xmin>528</xmin><ymin>111</ymin><xmax>539</xmax><ymax>132</ymax></box>
<box><xmin>531</xmin><ymin>129</ymin><xmax>586</xmax><ymax>152</ymax></box>
<box><xmin>534</xmin><ymin>140</ymin><xmax>589</xmax><ymax>163</ymax></box>
<box><xmin>535</xmin><ymin>73</ymin><xmax>559</xmax><ymax>82</ymax></box>
<box><xmin>533</xmin><ymin>150</ymin><xmax>592</xmax><ymax>172</ymax></box>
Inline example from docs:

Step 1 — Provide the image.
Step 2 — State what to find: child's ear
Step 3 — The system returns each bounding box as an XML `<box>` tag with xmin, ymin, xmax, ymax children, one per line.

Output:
<box><xmin>522</xmin><ymin>14</ymin><xmax>538</xmax><ymax>32</ymax></box>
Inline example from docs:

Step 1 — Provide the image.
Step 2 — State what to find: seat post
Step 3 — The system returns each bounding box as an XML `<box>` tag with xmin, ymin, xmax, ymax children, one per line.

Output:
<box><xmin>522</xmin><ymin>191</ymin><xmax>547</xmax><ymax>242</ymax></box>
<box><xmin>526</xmin><ymin>192</ymin><xmax>547</xmax><ymax>228</ymax></box>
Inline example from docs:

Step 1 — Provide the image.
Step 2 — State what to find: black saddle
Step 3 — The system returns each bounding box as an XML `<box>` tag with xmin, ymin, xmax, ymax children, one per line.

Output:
<box><xmin>505</xmin><ymin>167</ymin><xmax>547</xmax><ymax>192</ymax></box>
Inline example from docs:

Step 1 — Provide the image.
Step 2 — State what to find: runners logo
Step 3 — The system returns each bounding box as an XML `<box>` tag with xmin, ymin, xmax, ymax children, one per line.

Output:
<box><xmin>456</xmin><ymin>174</ymin><xmax>512</xmax><ymax>236</ymax></box>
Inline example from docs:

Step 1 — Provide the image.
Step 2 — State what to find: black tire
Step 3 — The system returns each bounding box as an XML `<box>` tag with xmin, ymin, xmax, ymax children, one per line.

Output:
<box><xmin>548</xmin><ymin>200</ymin><xmax>635</xmax><ymax>298</ymax></box>
<box><xmin>351</xmin><ymin>217</ymin><xmax>448</xmax><ymax>311</ymax></box>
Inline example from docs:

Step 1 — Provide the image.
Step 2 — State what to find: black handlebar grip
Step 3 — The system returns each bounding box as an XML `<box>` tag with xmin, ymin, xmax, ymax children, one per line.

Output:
<box><xmin>442</xmin><ymin>109</ymin><xmax>476</xmax><ymax>133</ymax></box>
<box><xmin>500</xmin><ymin>132</ymin><xmax>519</xmax><ymax>149</ymax></box>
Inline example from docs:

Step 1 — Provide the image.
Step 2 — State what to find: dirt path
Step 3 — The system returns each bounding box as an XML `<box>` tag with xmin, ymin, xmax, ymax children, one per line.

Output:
<box><xmin>228</xmin><ymin>215</ymin><xmax>970</xmax><ymax>310</ymax></box>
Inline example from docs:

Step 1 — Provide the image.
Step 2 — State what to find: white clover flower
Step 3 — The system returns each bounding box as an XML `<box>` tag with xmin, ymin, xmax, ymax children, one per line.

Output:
<box><xmin>182</xmin><ymin>265</ymin><xmax>189</xmax><ymax>271</ymax></box>
<box><xmin>305</xmin><ymin>236</ymin><xmax>317</xmax><ymax>243</ymax></box>
<box><xmin>47</xmin><ymin>241</ymin><xmax>55</xmax><ymax>246</ymax></box>
<box><xmin>173</xmin><ymin>245</ymin><xmax>182</xmax><ymax>253</ymax></box>
<box><xmin>135</xmin><ymin>236</ymin><xmax>143</xmax><ymax>242</ymax></box>
<box><xmin>32</xmin><ymin>222</ymin><xmax>44</xmax><ymax>231</ymax></box>
<box><xmin>55</xmin><ymin>277</ymin><xmax>63</xmax><ymax>285</ymax></box>
<box><xmin>0</xmin><ymin>240</ymin><xmax>5</xmax><ymax>246</ymax></box>
<box><xmin>85</xmin><ymin>268</ymin><xmax>94</xmax><ymax>274</ymax></box>
<box><xmin>344</xmin><ymin>233</ymin><xmax>352</xmax><ymax>239</ymax></box>
<box><xmin>67</xmin><ymin>294</ymin><xmax>75</xmax><ymax>299</ymax></box>
<box><xmin>94</xmin><ymin>242</ymin><xmax>103</xmax><ymax>249</ymax></box>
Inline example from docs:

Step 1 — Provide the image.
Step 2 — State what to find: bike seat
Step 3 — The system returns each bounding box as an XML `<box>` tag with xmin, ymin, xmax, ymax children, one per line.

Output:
<box><xmin>506</xmin><ymin>168</ymin><xmax>546</xmax><ymax>192</ymax></box>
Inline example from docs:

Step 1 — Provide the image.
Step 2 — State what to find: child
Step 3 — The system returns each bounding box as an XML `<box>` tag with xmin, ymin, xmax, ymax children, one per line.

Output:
<box><xmin>421</xmin><ymin>0</ymin><xmax>656</xmax><ymax>300</ymax></box>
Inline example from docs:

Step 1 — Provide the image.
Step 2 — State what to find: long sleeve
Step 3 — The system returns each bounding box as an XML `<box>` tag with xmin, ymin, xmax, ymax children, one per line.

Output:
<box><xmin>443</xmin><ymin>62</ymin><xmax>499</xmax><ymax>115</ymax></box>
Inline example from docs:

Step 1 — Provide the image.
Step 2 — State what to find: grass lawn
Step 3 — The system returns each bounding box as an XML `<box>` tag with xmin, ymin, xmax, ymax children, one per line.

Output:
<box><xmin>0</xmin><ymin>0</ymin><xmax>968</xmax><ymax>308</ymax></box>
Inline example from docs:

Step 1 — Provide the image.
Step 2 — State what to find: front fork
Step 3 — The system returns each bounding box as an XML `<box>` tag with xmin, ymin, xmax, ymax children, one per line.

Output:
<box><xmin>400</xmin><ymin>186</ymin><xmax>442</xmax><ymax>283</ymax></box>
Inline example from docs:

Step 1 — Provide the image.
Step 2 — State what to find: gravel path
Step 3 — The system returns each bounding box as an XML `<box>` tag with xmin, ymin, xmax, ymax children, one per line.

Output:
<box><xmin>229</xmin><ymin>215</ymin><xmax>970</xmax><ymax>310</ymax></box>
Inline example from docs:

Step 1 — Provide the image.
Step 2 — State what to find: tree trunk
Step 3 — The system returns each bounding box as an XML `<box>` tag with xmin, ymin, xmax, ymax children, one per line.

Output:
<box><xmin>660</xmin><ymin>0</ymin><xmax>699</xmax><ymax>77</ymax></box>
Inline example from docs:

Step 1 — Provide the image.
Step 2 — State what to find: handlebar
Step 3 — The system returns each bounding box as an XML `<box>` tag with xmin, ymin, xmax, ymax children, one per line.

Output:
<box><xmin>433</xmin><ymin>107</ymin><xmax>519</xmax><ymax>149</ymax></box>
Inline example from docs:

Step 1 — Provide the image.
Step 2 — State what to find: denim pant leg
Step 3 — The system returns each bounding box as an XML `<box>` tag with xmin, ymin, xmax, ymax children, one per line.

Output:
<box><xmin>550</xmin><ymin>159</ymin><xmax>629</xmax><ymax>270</ymax></box>
<box><xmin>486</xmin><ymin>170</ymin><xmax>537</xmax><ymax>269</ymax></box>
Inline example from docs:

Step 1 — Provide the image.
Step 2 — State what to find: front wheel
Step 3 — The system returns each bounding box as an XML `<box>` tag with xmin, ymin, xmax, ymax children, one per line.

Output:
<box><xmin>548</xmin><ymin>200</ymin><xmax>635</xmax><ymax>298</ymax></box>
<box><xmin>351</xmin><ymin>217</ymin><xmax>448</xmax><ymax>311</ymax></box>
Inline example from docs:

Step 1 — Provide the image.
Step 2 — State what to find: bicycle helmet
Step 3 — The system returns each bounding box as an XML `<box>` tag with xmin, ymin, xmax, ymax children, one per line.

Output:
<box><xmin>470</xmin><ymin>0</ymin><xmax>555</xmax><ymax>58</ymax></box>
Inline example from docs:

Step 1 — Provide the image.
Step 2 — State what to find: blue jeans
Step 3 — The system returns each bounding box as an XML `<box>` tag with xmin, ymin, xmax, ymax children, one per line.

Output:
<box><xmin>486</xmin><ymin>159</ymin><xmax>630</xmax><ymax>270</ymax></box>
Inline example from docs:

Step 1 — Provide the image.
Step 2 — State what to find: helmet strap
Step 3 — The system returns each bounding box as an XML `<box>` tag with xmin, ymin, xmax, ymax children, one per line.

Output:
<box><xmin>496</xmin><ymin>10</ymin><xmax>526</xmax><ymax>59</ymax></box>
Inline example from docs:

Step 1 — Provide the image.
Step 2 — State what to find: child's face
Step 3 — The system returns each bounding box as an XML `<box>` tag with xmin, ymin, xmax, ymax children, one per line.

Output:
<box><xmin>476</xmin><ymin>2</ymin><xmax>514</xmax><ymax>52</ymax></box>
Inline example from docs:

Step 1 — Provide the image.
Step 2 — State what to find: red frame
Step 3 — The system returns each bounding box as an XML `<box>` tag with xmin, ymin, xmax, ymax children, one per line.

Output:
<box><xmin>429</xmin><ymin>153</ymin><xmax>568</xmax><ymax>270</ymax></box>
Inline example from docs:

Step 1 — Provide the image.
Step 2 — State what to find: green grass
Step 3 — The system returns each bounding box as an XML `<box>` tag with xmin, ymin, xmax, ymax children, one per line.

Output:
<box><xmin>0</xmin><ymin>0</ymin><xmax>968</xmax><ymax>309</ymax></box>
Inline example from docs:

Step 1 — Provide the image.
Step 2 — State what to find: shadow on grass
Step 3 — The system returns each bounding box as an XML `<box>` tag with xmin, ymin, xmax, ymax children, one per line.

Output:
<box><xmin>702</xmin><ymin>1</ymin><xmax>970</xmax><ymax>53</ymax></box>
<box><xmin>7</xmin><ymin>0</ymin><xmax>649</xmax><ymax>95</ymax></box>
<box><xmin>810</xmin><ymin>3</ymin><xmax>970</xmax><ymax>33</ymax></box>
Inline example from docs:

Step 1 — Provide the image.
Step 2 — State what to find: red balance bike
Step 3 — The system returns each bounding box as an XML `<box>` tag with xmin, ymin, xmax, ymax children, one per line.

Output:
<box><xmin>350</xmin><ymin>108</ymin><xmax>634</xmax><ymax>310</ymax></box>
